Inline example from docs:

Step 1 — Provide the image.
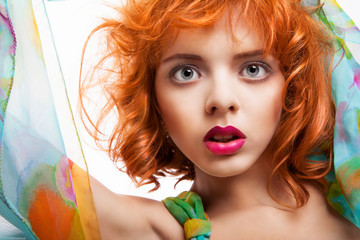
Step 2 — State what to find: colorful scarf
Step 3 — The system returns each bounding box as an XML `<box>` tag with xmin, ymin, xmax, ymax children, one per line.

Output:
<box><xmin>0</xmin><ymin>0</ymin><xmax>100</xmax><ymax>239</ymax></box>
<box><xmin>163</xmin><ymin>192</ymin><xmax>211</xmax><ymax>240</ymax></box>
<box><xmin>315</xmin><ymin>0</ymin><xmax>360</xmax><ymax>228</ymax></box>
<box><xmin>0</xmin><ymin>0</ymin><xmax>359</xmax><ymax>239</ymax></box>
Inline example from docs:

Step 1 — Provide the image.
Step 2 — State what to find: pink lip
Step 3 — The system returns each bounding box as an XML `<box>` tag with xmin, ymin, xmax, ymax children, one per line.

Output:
<box><xmin>203</xmin><ymin>126</ymin><xmax>246</xmax><ymax>155</ymax></box>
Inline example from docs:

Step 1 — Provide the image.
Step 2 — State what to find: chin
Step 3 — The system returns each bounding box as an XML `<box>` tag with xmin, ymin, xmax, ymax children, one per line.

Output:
<box><xmin>195</xmin><ymin>156</ymin><xmax>259</xmax><ymax>178</ymax></box>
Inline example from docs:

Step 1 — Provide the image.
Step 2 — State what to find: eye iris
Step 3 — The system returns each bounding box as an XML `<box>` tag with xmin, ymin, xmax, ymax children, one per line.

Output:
<box><xmin>181</xmin><ymin>68</ymin><xmax>193</xmax><ymax>79</ymax></box>
<box><xmin>247</xmin><ymin>65</ymin><xmax>259</xmax><ymax>76</ymax></box>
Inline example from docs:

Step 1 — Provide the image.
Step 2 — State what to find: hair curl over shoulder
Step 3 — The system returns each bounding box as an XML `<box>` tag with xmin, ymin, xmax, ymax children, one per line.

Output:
<box><xmin>80</xmin><ymin>0</ymin><xmax>335</xmax><ymax>207</ymax></box>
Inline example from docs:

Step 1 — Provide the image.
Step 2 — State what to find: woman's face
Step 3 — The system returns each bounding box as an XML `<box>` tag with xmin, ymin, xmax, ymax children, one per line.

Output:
<box><xmin>155</xmin><ymin>14</ymin><xmax>284</xmax><ymax>177</ymax></box>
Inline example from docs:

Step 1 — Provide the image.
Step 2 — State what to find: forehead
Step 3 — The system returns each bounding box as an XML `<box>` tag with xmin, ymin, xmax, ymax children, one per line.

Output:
<box><xmin>161</xmin><ymin>11</ymin><xmax>265</xmax><ymax>58</ymax></box>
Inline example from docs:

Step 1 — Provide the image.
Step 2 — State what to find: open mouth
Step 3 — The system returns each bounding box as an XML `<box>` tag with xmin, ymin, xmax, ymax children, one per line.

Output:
<box><xmin>204</xmin><ymin>126</ymin><xmax>246</xmax><ymax>142</ymax></box>
<box><xmin>209</xmin><ymin>135</ymin><xmax>240</xmax><ymax>143</ymax></box>
<box><xmin>203</xmin><ymin>126</ymin><xmax>246</xmax><ymax>155</ymax></box>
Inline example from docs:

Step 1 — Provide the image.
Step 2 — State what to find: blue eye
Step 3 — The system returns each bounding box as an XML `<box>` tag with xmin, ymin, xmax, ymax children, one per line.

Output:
<box><xmin>240</xmin><ymin>62</ymin><xmax>271</xmax><ymax>80</ymax></box>
<box><xmin>171</xmin><ymin>66</ymin><xmax>200</xmax><ymax>82</ymax></box>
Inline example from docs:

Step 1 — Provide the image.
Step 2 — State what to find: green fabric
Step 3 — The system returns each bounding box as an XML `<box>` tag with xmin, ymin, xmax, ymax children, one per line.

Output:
<box><xmin>308</xmin><ymin>0</ymin><xmax>360</xmax><ymax>228</ymax></box>
<box><xmin>162</xmin><ymin>191</ymin><xmax>211</xmax><ymax>240</ymax></box>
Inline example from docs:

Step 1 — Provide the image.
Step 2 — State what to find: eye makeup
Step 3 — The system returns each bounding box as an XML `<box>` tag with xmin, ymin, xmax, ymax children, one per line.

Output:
<box><xmin>239</xmin><ymin>61</ymin><xmax>273</xmax><ymax>82</ymax></box>
<box><xmin>168</xmin><ymin>64</ymin><xmax>202</xmax><ymax>85</ymax></box>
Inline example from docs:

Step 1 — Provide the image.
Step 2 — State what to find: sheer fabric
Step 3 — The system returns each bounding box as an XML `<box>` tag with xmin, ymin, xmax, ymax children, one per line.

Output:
<box><xmin>0</xmin><ymin>0</ymin><xmax>100</xmax><ymax>239</ymax></box>
<box><xmin>0</xmin><ymin>0</ymin><xmax>359</xmax><ymax>239</ymax></box>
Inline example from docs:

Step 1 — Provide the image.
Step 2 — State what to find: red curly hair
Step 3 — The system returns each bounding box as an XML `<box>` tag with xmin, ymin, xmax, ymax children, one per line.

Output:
<box><xmin>80</xmin><ymin>0</ymin><xmax>335</xmax><ymax>207</ymax></box>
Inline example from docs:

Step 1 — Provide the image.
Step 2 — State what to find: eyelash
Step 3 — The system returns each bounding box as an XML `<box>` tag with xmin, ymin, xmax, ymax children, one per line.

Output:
<box><xmin>239</xmin><ymin>61</ymin><xmax>273</xmax><ymax>82</ymax></box>
<box><xmin>168</xmin><ymin>64</ymin><xmax>201</xmax><ymax>84</ymax></box>
<box><xmin>168</xmin><ymin>61</ymin><xmax>273</xmax><ymax>85</ymax></box>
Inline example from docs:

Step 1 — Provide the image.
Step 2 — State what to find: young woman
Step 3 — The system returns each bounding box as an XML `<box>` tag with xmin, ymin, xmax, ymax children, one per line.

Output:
<box><xmin>81</xmin><ymin>0</ymin><xmax>360</xmax><ymax>239</ymax></box>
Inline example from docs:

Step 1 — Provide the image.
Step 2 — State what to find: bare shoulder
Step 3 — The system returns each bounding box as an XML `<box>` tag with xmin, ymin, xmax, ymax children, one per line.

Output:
<box><xmin>320</xmin><ymin>203</ymin><xmax>360</xmax><ymax>239</ymax></box>
<box><xmin>209</xmin><ymin>185</ymin><xmax>360</xmax><ymax>239</ymax></box>
<box><xmin>295</xmin><ymin>186</ymin><xmax>360</xmax><ymax>240</ymax></box>
<box><xmin>89</xmin><ymin>177</ymin><xmax>184</xmax><ymax>240</ymax></box>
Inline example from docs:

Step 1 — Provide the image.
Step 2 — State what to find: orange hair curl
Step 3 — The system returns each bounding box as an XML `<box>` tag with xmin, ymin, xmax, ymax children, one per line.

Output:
<box><xmin>80</xmin><ymin>0</ymin><xmax>335</xmax><ymax>207</ymax></box>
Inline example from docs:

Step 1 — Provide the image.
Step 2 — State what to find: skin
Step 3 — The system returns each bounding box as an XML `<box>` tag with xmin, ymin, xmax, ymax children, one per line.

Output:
<box><xmin>91</xmin><ymin>11</ymin><xmax>360</xmax><ymax>240</ymax></box>
<box><xmin>155</xmin><ymin>15</ymin><xmax>283</xmax><ymax>179</ymax></box>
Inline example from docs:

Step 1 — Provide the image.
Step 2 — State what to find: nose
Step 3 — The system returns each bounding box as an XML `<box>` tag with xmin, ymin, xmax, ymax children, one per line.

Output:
<box><xmin>205</xmin><ymin>80</ymin><xmax>240</xmax><ymax>114</ymax></box>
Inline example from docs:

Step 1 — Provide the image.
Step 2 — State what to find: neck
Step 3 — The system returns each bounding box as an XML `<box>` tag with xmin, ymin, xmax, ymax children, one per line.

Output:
<box><xmin>190</xmin><ymin>154</ymin><xmax>295</xmax><ymax>214</ymax></box>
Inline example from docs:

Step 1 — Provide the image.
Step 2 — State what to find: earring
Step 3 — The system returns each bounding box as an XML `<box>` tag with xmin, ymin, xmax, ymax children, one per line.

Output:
<box><xmin>164</xmin><ymin>132</ymin><xmax>175</xmax><ymax>153</ymax></box>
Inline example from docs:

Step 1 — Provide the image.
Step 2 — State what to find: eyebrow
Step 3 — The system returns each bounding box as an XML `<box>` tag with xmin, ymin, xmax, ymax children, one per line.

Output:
<box><xmin>162</xmin><ymin>54</ymin><xmax>203</xmax><ymax>63</ymax></box>
<box><xmin>162</xmin><ymin>49</ymin><xmax>266</xmax><ymax>64</ymax></box>
<box><xmin>234</xmin><ymin>49</ymin><xmax>266</xmax><ymax>59</ymax></box>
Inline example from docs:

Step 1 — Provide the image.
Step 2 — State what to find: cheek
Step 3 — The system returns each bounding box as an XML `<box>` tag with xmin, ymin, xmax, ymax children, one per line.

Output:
<box><xmin>265</xmin><ymin>89</ymin><xmax>283</xmax><ymax>126</ymax></box>
<box><xmin>156</xmin><ymin>96</ymin><xmax>201</xmax><ymax>155</ymax></box>
<box><xmin>155</xmin><ymin>83</ymin><xmax>196</xmax><ymax>138</ymax></box>
<box><xmin>270</xmin><ymin>80</ymin><xmax>284</xmax><ymax>125</ymax></box>
<box><xmin>158</xmin><ymin>99</ymin><xmax>191</xmax><ymax>131</ymax></box>
<box><xmin>264</xmin><ymin>89</ymin><xmax>283</xmax><ymax>140</ymax></box>
<box><xmin>247</xmin><ymin>79</ymin><xmax>284</xmax><ymax>138</ymax></box>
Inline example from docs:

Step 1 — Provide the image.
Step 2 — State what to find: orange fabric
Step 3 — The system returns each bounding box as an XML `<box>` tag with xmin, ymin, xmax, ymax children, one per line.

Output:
<box><xmin>28</xmin><ymin>187</ymin><xmax>81</xmax><ymax>240</ymax></box>
<box><xmin>69</xmin><ymin>160</ymin><xmax>101</xmax><ymax>240</ymax></box>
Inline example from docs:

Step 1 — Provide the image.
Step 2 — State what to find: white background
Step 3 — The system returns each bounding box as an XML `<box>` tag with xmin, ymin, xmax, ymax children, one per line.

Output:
<box><xmin>44</xmin><ymin>0</ymin><xmax>360</xmax><ymax>200</ymax></box>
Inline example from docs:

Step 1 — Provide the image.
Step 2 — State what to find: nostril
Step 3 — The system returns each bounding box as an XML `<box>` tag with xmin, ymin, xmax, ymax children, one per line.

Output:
<box><xmin>207</xmin><ymin>105</ymin><xmax>237</xmax><ymax>114</ymax></box>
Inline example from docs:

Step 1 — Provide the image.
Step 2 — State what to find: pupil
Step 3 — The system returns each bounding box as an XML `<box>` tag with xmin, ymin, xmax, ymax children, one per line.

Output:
<box><xmin>182</xmin><ymin>68</ymin><xmax>193</xmax><ymax>79</ymax></box>
<box><xmin>247</xmin><ymin>65</ymin><xmax>259</xmax><ymax>75</ymax></box>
